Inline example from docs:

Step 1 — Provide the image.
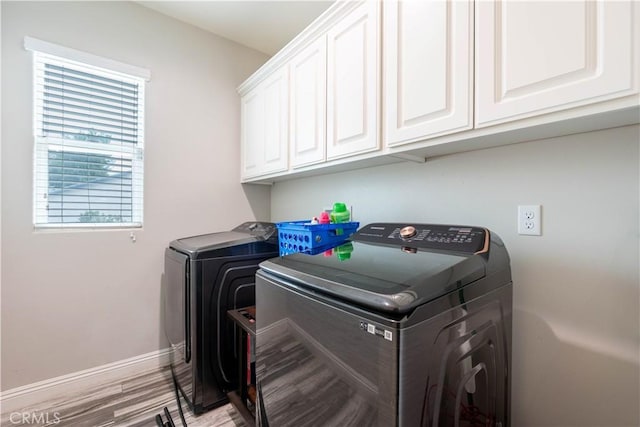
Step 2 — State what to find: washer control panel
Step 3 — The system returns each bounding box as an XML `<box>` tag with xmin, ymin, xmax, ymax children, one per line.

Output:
<box><xmin>354</xmin><ymin>223</ymin><xmax>488</xmax><ymax>254</ymax></box>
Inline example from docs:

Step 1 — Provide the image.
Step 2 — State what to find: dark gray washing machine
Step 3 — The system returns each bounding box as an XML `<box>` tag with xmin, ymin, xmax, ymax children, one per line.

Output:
<box><xmin>255</xmin><ymin>223</ymin><xmax>512</xmax><ymax>427</ymax></box>
<box><xmin>164</xmin><ymin>222</ymin><xmax>278</xmax><ymax>414</ymax></box>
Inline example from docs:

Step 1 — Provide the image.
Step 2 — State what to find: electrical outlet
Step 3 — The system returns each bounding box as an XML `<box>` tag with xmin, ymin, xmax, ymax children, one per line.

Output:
<box><xmin>518</xmin><ymin>205</ymin><xmax>541</xmax><ymax>236</ymax></box>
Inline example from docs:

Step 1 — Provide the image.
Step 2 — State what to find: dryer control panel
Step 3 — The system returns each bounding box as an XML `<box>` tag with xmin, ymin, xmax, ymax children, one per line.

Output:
<box><xmin>233</xmin><ymin>221</ymin><xmax>277</xmax><ymax>241</ymax></box>
<box><xmin>353</xmin><ymin>223</ymin><xmax>488</xmax><ymax>254</ymax></box>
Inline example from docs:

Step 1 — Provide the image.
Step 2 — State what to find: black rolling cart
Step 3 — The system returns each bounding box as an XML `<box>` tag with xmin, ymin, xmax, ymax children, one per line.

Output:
<box><xmin>227</xmin><ymin>306</ymin><xmax>257</xmax><ymax>427</ymax></box>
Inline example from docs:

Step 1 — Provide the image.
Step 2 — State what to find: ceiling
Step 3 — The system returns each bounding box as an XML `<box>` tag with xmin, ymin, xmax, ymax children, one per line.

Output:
<box><xmin>137</xmin><ymin>1</ymin><xmax>334</xmax><ymax>56</ymax></box>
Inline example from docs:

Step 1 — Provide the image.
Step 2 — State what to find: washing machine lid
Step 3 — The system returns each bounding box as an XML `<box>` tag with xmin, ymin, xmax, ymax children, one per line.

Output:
<box><xmin>170</xmin><ymin>222</ymin><xmax>276</xmax><ymax>257</ymax></box>
<box><xmin>259</xmin><ymin>223</ymin><xmax>490</xmax><ymax>314</ymax></box>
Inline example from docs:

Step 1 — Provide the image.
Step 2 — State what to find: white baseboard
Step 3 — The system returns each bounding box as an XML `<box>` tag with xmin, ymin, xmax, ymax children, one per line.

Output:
<box><xmin>0</xmin><ymin>348</ymin><xmax>173</xmax><ymax>413</ymax></box>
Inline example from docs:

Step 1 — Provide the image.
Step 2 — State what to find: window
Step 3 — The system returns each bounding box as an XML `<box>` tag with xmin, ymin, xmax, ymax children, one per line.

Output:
<box><xmin>26</xmin><ymin>37</ymin><xmax>149</xmax><ymax>228</ymax></box>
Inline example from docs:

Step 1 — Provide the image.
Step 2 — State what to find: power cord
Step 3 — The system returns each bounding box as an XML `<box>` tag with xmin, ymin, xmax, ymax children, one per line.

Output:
<box><xmin>172</xmin><ymin>373</ymin><xmax>188</xmax><ymax>427</ymax></box>
<box><xmin>154</xmin><ymin>373</ymin><xmax>188</xmax><ymax>427</ymax></box>
<box><xmin>155</xmin><ymin>407</ymin><xmax>175</xmax><ymax>427</ymax></box>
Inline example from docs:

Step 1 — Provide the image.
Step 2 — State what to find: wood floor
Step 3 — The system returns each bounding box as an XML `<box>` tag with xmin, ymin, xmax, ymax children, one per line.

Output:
<box><xmin>0</xmin><ymin>366</ymin><xmax>246</xmax><ymax>427</ymax></box>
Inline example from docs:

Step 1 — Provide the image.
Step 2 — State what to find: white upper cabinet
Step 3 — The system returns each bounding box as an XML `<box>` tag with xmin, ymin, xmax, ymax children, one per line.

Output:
<box><xmin>241</xmin><ymin>88</ymin><xmax>263</xmax><ymax>179</ymax></box>
<box><xmin>262</xmin><ymin>69</ymin><xmax>289</xmax><ymax>174</ymax></box>
<box><xmin>239</xmin><ymin>0</ymin><xmax>638</xmax><ymax>183</ymax></box>
<box><xmin>476</xmin><ymin>0</ymin><xmax>638</xmax><ymax>127</ymax></box>
<box><xmin>383</xmin><ymin>0</ymin><xmax>473</xmax><ymax>147</ymax></box>
<box><xmin>290</xmin><ymin>37</ymin><xmax>327</xmax><ymax>168</ymax></box>
<box><xmin>326</xmin><ymin>1</ymin><xmax>381</xmax><ymax>160</ymax></box>
<box><xmin>241</xmin><ymin>67</ymin><xmax>289</xmax><ymax>179</ymax></box>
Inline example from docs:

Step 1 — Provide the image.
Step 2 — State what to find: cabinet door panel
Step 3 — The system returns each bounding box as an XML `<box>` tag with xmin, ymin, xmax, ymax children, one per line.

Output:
<box><xmin>240</xmin><ymin>68</ymin><xmax>289</xmax><ymax>180</ymax></box>
<box><xmin>261</xmin><ymin>69</ymin><xmax>289</xmax><ymax>174</ymax></box>
<box><xmin>327</xmin><ymin>1</ymin><xmax>380</xmax><ymax>160</ymax></box>
<box><xmin>290</xmin><ymin>38</ymin><xmax>327</xmax><ymax>168</ymax></box>
<box><xmin>476</xmin><ymin>0</ymin><xmax>637</xmax><ymax>127</ymax></box>
<box><xmin>241</xmin><ymin>90</ymin><xmax>264</xmax><ymax>178</ymax></box>
<box><xmin>384</xmin><ymin>0</ymin><xmax>472</xmax><ymax>146</ymax></box>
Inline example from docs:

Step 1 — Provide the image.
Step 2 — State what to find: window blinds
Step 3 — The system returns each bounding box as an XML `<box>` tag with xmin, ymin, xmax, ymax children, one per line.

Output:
<box><xmin>31</xmin><ymin>50</ymin><xmax>145</xmax><ymax>228</ymax></box>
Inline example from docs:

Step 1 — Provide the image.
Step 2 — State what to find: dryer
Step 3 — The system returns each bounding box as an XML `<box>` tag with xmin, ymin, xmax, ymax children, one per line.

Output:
<box><xmin>255</xmin><ymin>223</ymin><xmax>512</xmax><ymax>426</ymax></box>
<box><xmin>164</xmin><ymin>222</ymin><xmax>278</xmax><ymax>414</ymax></box>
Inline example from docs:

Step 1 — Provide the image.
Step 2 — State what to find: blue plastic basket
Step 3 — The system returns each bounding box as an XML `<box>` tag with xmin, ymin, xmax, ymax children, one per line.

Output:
<box><xmin>276</xmin><ymin>221</ymin><xmax>359</xmax><ymax>256</ymax></box>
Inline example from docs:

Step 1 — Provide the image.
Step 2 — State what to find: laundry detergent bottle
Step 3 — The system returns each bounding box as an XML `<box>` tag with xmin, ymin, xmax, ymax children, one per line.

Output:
<box><xmin>330</xmin><ymin>202</ymin><xmax>350</xmax><ymax>235</ymax></box>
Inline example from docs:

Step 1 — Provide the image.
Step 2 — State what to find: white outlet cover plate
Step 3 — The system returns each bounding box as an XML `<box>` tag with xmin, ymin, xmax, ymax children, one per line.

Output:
<box><xmin>518</xmin><ymin>205</ymin><xmax>542</xmax><ymax>236</ymax></box>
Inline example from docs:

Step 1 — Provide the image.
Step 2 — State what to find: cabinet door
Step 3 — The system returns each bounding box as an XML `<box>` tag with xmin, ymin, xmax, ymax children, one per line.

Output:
<box><xmin>241</xmin><ymin>68</ymin><xmax>289</xmax><ymax>180</ymax></box>
<box><xmin>476</xmin><ymin>0</ymin><xmax>638</xmax><ymax>127</ymax></box>
<box><xmin>290</xmin><ymin>37</ymin><xmax>327</xmax><ymax>168</ymax></box>
<box><xmin>384</xmin><ymin>0</ymin><xmax>472</xmax><ymax>147</ymax></box>
<box><xmin>261</xmin><ymin>68</ymin><xmax>289</xmax><ymax>175</ymax></box>
<box><xmin>326</xmin><ymin>1</ymin><xmax>380</xmax><ymax>160</ymax></box>
<box><xmin>241</xmin><ymin>88</ymin><xmax>264</xmax><ymax>179</ymax></box>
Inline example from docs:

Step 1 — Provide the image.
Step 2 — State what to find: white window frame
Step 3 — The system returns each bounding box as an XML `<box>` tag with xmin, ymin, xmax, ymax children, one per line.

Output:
<box><xmin>25</xmin><ymin>37</ymin><xmax>150</xmax><ymax>229</ymax></box>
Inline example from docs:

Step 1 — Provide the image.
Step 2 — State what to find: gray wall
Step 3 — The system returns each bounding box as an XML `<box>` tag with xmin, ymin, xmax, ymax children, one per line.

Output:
<box><xmin>1</xmin><ymin>1</ymin><xmax>270</xmax><ymax>390</ymax></box>
<box><xmin>2</xmin><ymin>2</ymin><xmax>638</xmax><ymax>425</ymax></box>
<box><xmin>271</xmin><ymin>124</ymin><xmax>640</xmax><ymax>426</ymax></box>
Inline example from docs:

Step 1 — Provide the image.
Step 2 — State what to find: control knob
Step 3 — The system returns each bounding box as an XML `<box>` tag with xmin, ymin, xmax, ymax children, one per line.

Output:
<box><xmin>400</xmin><ymin>226</ymin><xmax>417</xmax><ymax>239</ymax></box>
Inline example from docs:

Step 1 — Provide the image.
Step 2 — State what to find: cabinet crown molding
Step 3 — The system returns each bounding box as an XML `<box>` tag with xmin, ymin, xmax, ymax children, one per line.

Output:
<box><xmin>237</xmin><ymin>0</ymin><xmax>363</xmax><ymax>96</ymax></box>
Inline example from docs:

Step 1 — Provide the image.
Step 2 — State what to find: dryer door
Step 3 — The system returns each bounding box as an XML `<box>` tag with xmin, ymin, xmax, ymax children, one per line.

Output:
<box><xmin>164</xmin><ymin>248</ymin><xmax>190</xmax><ymax>362</ymax></box>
